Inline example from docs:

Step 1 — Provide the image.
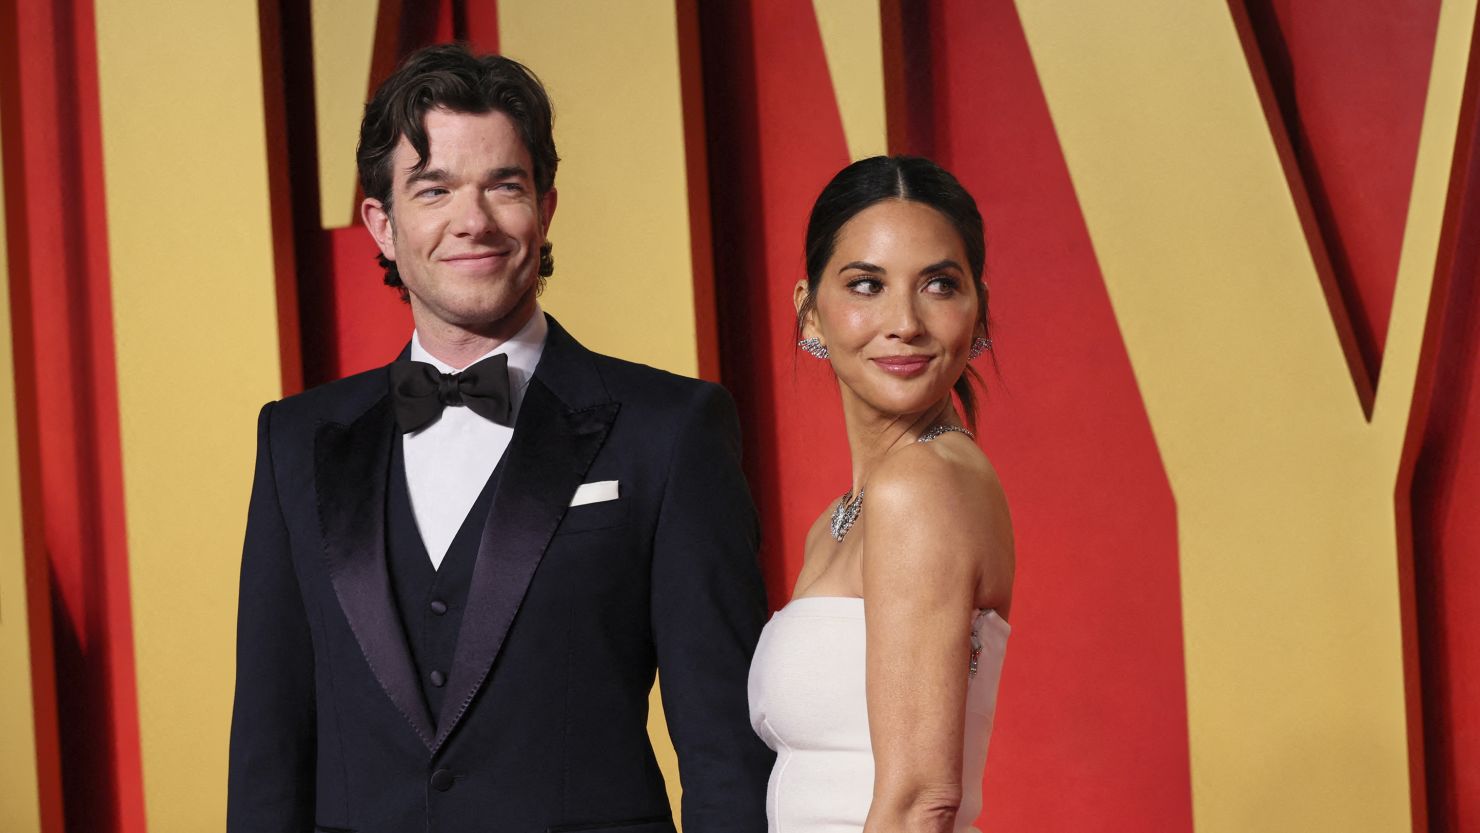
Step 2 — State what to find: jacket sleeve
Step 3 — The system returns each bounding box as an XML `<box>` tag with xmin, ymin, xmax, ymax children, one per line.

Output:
<box><xmin>227</xmin><ymin>402</ymin><xmax>316</xmax><ymax>832</ymax></box>
<box><xmin>650</xmin><ymin>382</ymin><xmax>774</xmax><ymax>832</ymax></box>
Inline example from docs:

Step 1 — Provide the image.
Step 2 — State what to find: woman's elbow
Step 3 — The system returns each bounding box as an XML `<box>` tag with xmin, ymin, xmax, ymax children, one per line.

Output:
<box><xmin>911</xmin><ymin>787</ymin><xmax>963</xmax><ymax>832</ymax></box>
<box><xmin>870</xmin><ymin>783</ymin><xmax>963</xmax><ymax>833</ymax></box>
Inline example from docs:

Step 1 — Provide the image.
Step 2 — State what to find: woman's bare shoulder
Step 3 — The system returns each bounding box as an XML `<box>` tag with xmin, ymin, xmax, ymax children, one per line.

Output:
<box><xmin>867</xmin><ymin>433</ymin><xmax>1007</xmax><ymax>521</ymax></box>
<box><xmin>861</xmin><ymin>435</ymin><xmax>1014</xmax><ymax>605</ymax></box>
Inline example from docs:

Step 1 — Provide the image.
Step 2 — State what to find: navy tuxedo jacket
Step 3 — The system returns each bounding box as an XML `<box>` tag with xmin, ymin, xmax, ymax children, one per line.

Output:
<box><xmin>227</xmin><ymin>315</ymin><xmax>773</xmax><ymax>833</ymax></box>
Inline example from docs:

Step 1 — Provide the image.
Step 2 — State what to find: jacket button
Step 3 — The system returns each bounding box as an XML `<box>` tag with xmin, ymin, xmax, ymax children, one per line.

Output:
<box><xmin>430</xmin><ymin>768</ymin><xmax>455</xmax><ymax>791</ymax></box>
<box><xmin>429</xmin><ymin>599</ymin><xmax>448</xmax><ymax>615</ymax></box>
<box><xmin>429</xmin><ymin>670</ymin><xmax>446</xmax><ymax>687</ymax></box>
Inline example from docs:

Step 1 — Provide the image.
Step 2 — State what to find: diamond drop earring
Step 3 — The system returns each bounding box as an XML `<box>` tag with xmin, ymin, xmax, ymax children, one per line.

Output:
<box><xmin>798</xmin><ymin>337</ymin><xmax>829</xmax><ymax>359</ymax></box>
<box><xmin>969</xmin><ymin>336</ymin><xmax>992</xmax><ymax>360</ymax></box>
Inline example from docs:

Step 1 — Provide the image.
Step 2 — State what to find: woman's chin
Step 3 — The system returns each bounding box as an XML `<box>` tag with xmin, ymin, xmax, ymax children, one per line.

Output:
<box><xmin>844</xmin><ymin>384</ymin><xmax>952</xmax><ymax>422</ymax></box>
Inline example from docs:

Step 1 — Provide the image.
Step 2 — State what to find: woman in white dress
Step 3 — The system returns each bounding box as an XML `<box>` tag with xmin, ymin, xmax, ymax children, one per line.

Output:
<box><xmin>748</xmin><ymin>156</ymin><xmax>1014</xmax><ymax>833</ymax></box>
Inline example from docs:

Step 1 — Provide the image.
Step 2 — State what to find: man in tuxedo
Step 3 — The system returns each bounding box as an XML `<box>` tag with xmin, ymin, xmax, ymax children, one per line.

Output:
<box><xmin>227</xmin><ymin>44</ymin><xmax>773</xmax><ymax>833</ymax></box>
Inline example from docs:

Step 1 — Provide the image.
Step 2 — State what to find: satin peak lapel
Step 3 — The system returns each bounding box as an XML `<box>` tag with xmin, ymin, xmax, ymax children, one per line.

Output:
<box><xmin>315</xmin><ymin>394</ymin><xmax>437</xmax><ymax>749</ymax></box>
<box><xmin>433</xmin><ymin>377</ymin><xmax>618</xmax><ymax>752</ymax></box>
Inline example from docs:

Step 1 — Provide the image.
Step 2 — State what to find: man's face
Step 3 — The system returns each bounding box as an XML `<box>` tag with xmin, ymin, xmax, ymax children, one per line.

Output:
<box><xmin>361</xmin><ymin>108</ymin><xmax>557</xmax><ymax>335</ymax></box>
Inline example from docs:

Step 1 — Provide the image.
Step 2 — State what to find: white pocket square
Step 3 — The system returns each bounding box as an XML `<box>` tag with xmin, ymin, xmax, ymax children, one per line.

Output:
<box><xmin>569</xmin><ymin>480</ymin><xmax>620</xmax><ymax>507</ymax></box>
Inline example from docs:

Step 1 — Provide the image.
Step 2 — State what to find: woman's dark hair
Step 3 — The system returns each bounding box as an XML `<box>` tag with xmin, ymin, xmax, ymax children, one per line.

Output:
<box><xmin>357</xmin><ymin>43</ymin><xmax>560</xmax><ymax>296</ymax></box>
<box><xmin>799</xmin><ymin>155</ymin><xmax>991</xmax><ymax>427</ymax></box>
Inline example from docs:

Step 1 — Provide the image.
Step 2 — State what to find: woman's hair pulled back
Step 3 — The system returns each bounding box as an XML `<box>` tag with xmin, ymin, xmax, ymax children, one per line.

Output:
<box><xmin>799</xmin><ymin>155</ymin><xmax>990</xmax><ymax>427</ymax></box>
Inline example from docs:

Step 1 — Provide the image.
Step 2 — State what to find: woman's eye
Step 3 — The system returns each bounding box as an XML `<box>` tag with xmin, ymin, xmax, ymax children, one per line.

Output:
<box><xmin>846</xmin><ymin>277</ymin><xmax>883</xmax><ymax>295</ymax></box>
<box><xmin>926</xmin><ymin>275</ymin><xmax>960</xmax><ymax>295</ymax></box>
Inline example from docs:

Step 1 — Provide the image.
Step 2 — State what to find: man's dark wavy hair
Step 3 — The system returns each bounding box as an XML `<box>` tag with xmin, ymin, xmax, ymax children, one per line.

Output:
<box><xmin>357</xmin><ymin>43</ymin><xmax>559</xmax><ymax>297</ymax></box>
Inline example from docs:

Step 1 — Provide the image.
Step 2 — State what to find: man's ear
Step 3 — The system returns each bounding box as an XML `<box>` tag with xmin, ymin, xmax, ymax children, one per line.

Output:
<box><xmin>361</xmin><ymin>198</ymin><xmax>396</xmax><ymax>261</ymax></box>
<box><xmin>539</xmin><ymin>187</ymin><xmax>558</xmax><ymax>235</ymax></box>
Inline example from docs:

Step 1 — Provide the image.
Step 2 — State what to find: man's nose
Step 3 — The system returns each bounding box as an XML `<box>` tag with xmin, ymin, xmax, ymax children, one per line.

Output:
<box><xmin>452</xmin><ymin>190</ymin><xmax>498</xmax><ymax>236</ymax></box>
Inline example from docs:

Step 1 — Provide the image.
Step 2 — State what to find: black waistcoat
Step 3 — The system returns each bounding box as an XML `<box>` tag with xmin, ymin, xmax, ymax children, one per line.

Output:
<box><xmin>386</xmin><ymin>438</ymin><xmax>503</xmax><ymax>723</ymax></box>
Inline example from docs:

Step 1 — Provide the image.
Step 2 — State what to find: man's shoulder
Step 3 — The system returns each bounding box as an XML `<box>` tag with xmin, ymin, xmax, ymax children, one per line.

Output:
<box><xmin>584</xmin><ymin>350</ymin><xmax>730</xmax><ymax>415</ymax></box>
<box><xmin>542</xmin><ymin>314</ymin><xmax>728</xmax><ymax>417</ymax></box>
<box><xmin>263</xmin><ymin>364</ymin><xmax>390</xmax><ymax>430</ymax></box>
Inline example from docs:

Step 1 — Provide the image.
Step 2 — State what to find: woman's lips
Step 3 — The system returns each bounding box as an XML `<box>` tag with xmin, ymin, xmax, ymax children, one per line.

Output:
<box><xmin>871</xmin><ymin>355</ymin><xmax>932</xmax><ymax>376</ymax></box>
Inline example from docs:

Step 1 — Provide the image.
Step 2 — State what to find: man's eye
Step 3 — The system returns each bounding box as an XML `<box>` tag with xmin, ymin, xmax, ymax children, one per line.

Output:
<box><xmin>418</xmin><ymin>187</ymin><xmax>449</xmax><ymax>199</ymax></box>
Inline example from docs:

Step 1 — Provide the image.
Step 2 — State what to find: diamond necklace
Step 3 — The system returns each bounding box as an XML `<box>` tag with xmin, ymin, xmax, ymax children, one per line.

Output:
<box><xmin>827</xmin><ymin>424</ymin><xmax>977</xmax><ymax>541</ymax></box>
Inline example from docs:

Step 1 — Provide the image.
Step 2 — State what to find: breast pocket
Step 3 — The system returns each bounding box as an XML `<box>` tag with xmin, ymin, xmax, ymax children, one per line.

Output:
<box><xmin>555</xmin><ymin>497</ymin><xmax>629</xmax><ymax>535</ymax></box>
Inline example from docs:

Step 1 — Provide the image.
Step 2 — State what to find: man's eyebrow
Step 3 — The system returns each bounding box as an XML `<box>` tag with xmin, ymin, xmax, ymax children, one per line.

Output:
<box><xmin>837</xmin><ymin>260</ymin><xmax>884</xmax><ymax>275</ymax></box>
<box><xmin>488</xmin><ymin>165</ymin><xmax>530</xmax><ymax>181</ymax></box>
<box><xmin>404</xmin><ymin>167</ymin><xmax>452</xmax><ymax>187</ymax></box>
<box><xmin>403</xmin><ymin>165</ymin><xmax>532</xmax><ymax>189</ymax></box>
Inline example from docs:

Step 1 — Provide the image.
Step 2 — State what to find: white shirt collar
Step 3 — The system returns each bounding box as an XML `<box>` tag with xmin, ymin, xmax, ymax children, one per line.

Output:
<box><xmin>409</xmin><ymin>303</ymin><xmax>548</xmax><ymax>396</ymax></box>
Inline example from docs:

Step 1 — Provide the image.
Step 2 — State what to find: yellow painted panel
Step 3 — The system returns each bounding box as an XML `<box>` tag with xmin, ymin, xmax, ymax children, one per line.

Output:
<box><xmin>312</xmin><ymin>0</ymin><xmax>378</xmax><ymax>228</ymax></box>
<box><xmin>499</xmin><ymin>0</ymin><xmax>700</xmax><ymax>380</ymax></box>
<box><xmin>813</xmin><ymin>0</ymin><xmax>888</xmax><ymax>160</ymax></box>
<box><xmin>93</xmin><ymin>0</ymin><xmax>284</xmax><ymax>829</ymax></box>
<box><xmin>0</xmin><ymin>105</ymin><xmax>45</xmax><ymax>833</ymax></box>
<box><xmin>1013</xmin><ymin>0</ymin><xmax>1473</xmax><ymax>830</ymax></box>
<box><xmin>498</xmin><ymin>0</ymin><xmax>700</xmax><ymax>815</ymax></box>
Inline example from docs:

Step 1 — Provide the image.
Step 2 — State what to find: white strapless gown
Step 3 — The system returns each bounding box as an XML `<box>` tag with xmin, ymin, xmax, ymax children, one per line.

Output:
<box><xmin>747</xmin><ymin>596</ymin><xmax>1010</xmax><ymax>833</ymax></box>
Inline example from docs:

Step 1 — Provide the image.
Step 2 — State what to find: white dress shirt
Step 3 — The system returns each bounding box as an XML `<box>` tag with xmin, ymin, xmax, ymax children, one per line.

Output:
<box><xmin>404</xmin><ymin>306</ymin><xmax>547</xmax><ymax>568</ymax></box>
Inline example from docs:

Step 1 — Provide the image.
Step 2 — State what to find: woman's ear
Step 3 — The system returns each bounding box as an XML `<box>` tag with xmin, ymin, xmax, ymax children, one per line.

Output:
<box><xmin>794</xmin><ymin>279</ymin><xmax>820</xmax><ymax>339</ymax></box>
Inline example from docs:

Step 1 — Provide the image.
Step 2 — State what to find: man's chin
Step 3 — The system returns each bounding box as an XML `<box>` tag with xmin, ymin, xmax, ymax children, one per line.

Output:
<box><xmin>415</xmin><ymin>293</ymin><xmax>538</xmax><ymax>336</ymax></box>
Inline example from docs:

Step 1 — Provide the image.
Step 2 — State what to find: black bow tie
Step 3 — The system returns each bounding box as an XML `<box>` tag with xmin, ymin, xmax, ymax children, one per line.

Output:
<box><xmin>389</xmin><ymin>354</ymin><xmax>513</xmax><ymax>433</ymax></box>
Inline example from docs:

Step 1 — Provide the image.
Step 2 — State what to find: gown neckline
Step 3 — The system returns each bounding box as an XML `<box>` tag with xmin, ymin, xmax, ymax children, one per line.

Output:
<box><xmin>778</xmin><ymin>595</ymin><xmax>1011</xmax><ymax>635</ymax></box>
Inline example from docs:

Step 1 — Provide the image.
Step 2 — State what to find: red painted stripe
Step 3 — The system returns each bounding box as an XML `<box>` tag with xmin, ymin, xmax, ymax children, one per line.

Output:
<box><xmin>459</xmin><ymin>0</ymin><xmax>499</xmax><ymax>49</ymax></box>
<box><xmin>1228</xmin><ymin>0</ymin><xmax>1378</xmax><ymax>413</ymax></box>
<box><xmin>257</xmin><ymin>0</ymin><xmax>305</xmax><ymax>395</ymax></box>
<box><xmin>324</xmin><ymin>227</ymin><xmax>411</xmax><ymax>378</ymax></box>
<box><xmin>676</xmin><ymin>0</ymin><xmax>722</xmax><ymax>383</ymax></box>
<box><xmin>699</xmin><ymin>0</ymin><xmax>854</xmax><ymax>608</ymax></box>
<box><xmin>1407</xmin><ymin>10</ymin><xmax>1480</xmax><ymax>831</ymax></box>
<box><xmin>0</xmin><ymin>1</ymin><xmax>67</xmax><ymax>827</ymax></box>
<box><xmin>1238</xmin><ymin>0</ymin><xmax>1442</xmax><ymax>399</ymax></box>
<box><xmin>5</xmin><ymin>0</ymin><xmax>145</xmax><ymax>830</ymax></box>
<box><xmin>918</xmin><ymin>2</ymin><xmax>1195</xmax><ymax>828</ymax></box>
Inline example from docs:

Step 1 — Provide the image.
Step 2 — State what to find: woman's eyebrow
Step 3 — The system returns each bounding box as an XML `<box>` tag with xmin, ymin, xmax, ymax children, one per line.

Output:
<box><xmin>837</xmin><ymin>260</ymin><xmax>884</xmax><ymax>275</ymax></box>
<box><xmin>919</xmin><ymin>258</ymin><xmax>964</xmax><ymax>274</ymax></box>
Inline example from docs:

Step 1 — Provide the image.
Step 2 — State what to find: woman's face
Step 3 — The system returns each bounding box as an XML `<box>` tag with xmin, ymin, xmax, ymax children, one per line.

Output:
<box><xmin>797</xmin><ymin>199</ymin><xmax>982</xmax><ymax>420</ymax></box>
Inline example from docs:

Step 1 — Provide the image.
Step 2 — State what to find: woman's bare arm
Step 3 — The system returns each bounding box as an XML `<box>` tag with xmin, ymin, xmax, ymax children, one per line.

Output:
<box><xmin>861</xmin><ymin>441</ymin><xmax>1013</xmax><ymax>833</ymax></box>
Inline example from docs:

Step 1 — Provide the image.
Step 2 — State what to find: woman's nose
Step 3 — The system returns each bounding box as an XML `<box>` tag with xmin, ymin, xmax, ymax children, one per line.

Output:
<box><xmin>886</xmin><ymin>295</ymin><xmax>923</xmax><ymax>340</ymax></box>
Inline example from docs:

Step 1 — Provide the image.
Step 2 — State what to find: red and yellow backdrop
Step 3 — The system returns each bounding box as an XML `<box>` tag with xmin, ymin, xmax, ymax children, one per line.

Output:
<box><xmin>2</xmin><ymin>1</ymin><xmax>1478</xmax><ymax>831</ymax></box>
